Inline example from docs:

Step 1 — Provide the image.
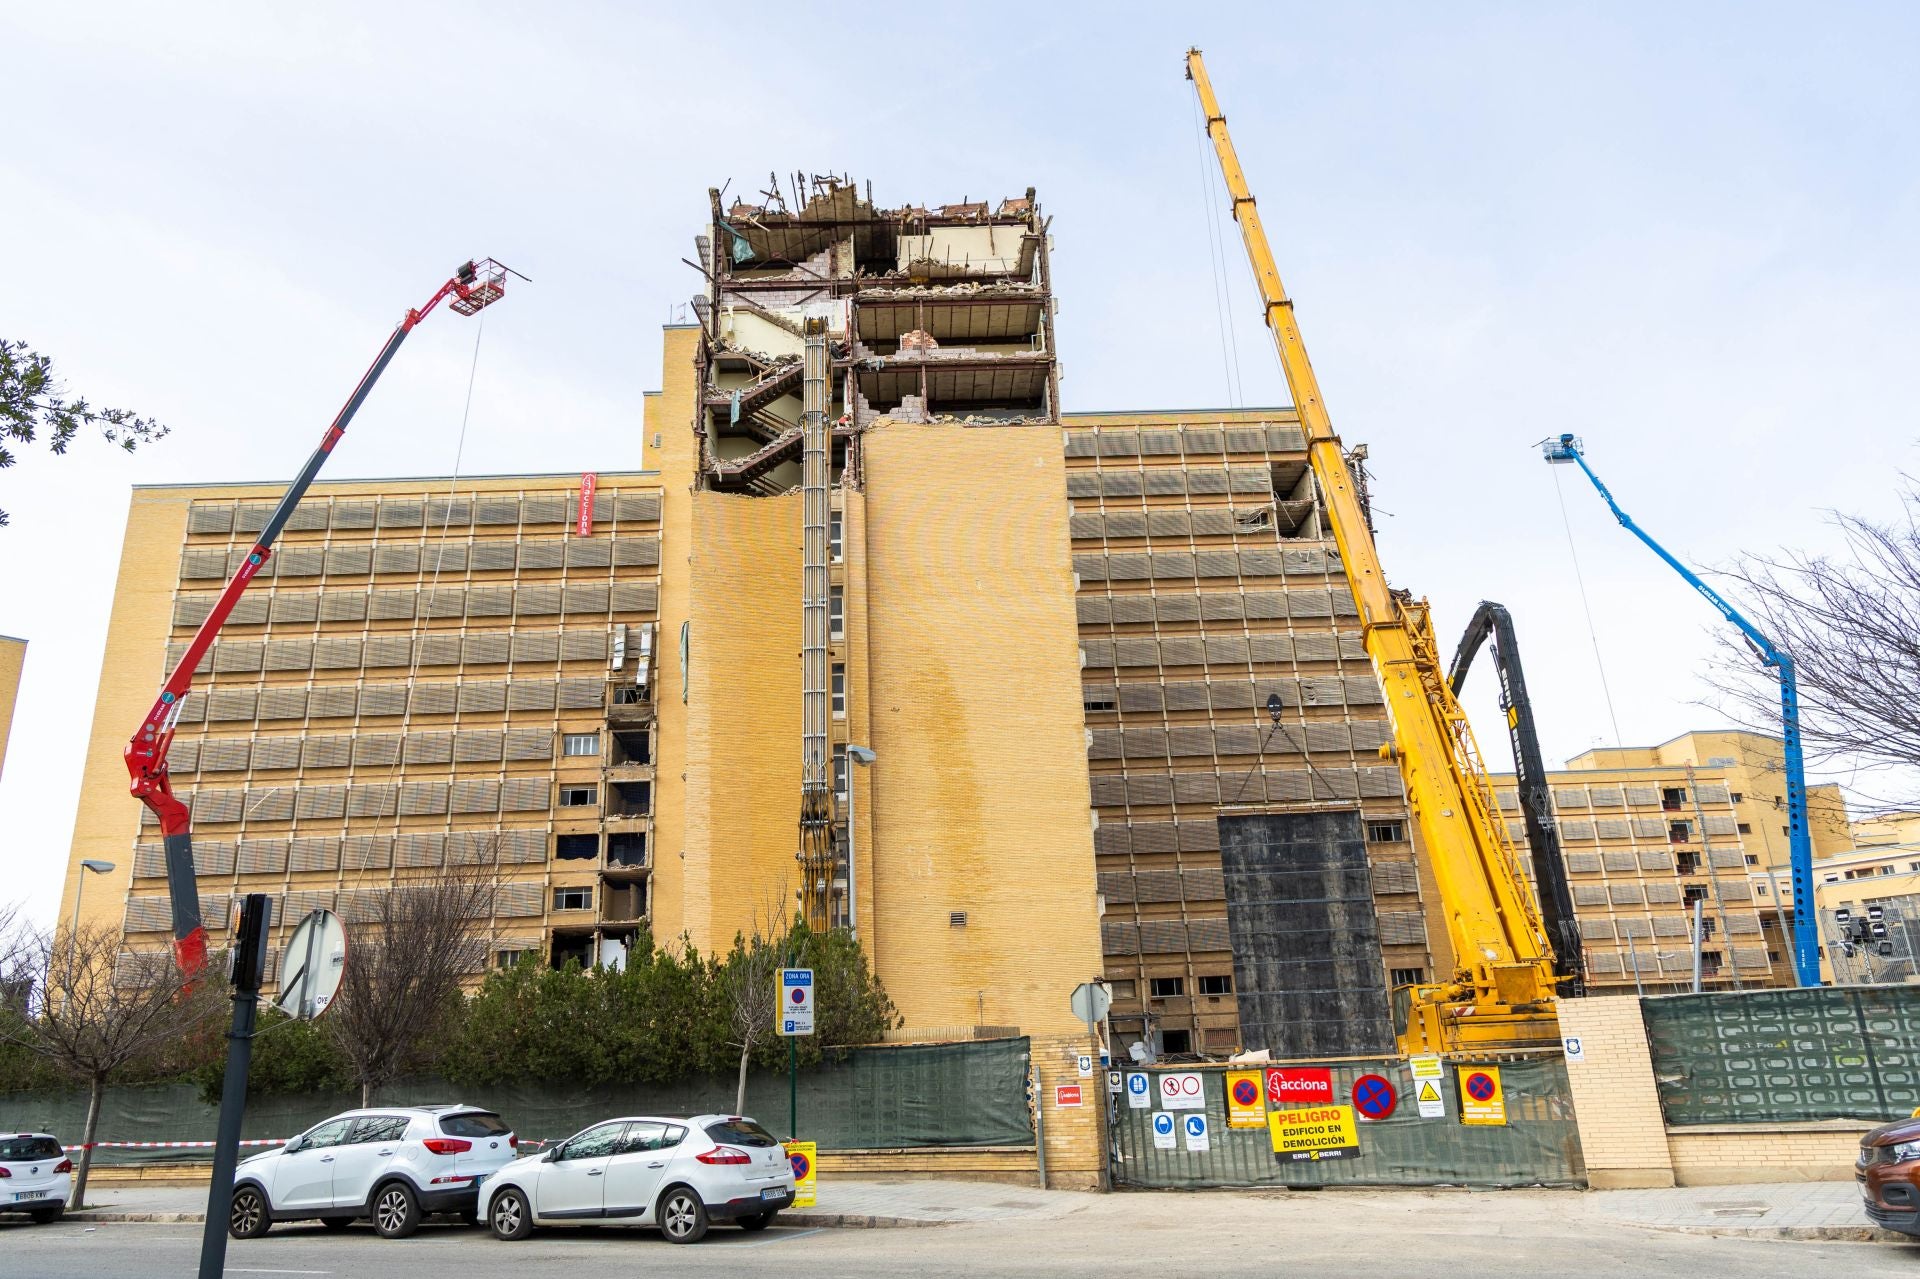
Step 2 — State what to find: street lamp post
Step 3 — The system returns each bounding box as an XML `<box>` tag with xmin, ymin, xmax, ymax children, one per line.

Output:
<box><xmin>71</xmin><ymin>859</ymin><xmax>117</xmax><ymax>941</ymax></box>
<box><xmin>846</xmin><ymin>746</ymin><xmax>876</xmax><ymax>938</ymax></box>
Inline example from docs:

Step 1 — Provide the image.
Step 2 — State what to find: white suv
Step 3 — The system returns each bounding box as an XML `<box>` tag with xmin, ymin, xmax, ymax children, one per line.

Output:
<box><xmin>230</xmin><ymin>1105</ymin><xmax>517</xmax><ymax>1239</ymax></box>
<box><xmin>1</xmin><ymin>1133</ymin><xmax>72</xmax><ymax>1224</ymax></box>
<box><xmin>479</xmin><ymin>1114</ymin><xmax>795</xmax><ymax>1244</ymax></box>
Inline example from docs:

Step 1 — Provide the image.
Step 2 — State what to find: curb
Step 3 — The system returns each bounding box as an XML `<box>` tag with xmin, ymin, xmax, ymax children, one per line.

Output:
<box><xmin>62</xmin><ymin>1208</ymin><xmax>942</xmax><ymax>1230</ymax></box>
<box><xmin>782</xmin><ymin>1211</ymin><xmax>946</xmax><ymax>1229</ymax></box>
<box><xmin>1638</xmin><ymin>1222</ymin><xmax>1912</xmax><ymax>1244</ymax></box>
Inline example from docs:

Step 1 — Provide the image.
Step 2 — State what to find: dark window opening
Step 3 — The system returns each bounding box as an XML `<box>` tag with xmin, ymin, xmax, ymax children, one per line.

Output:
<box><xmin>1366</xmin><ymin>821</ymin><xmax>1405</xmax><ymax>843</ymax></box>
<box><xmin>1662</xmin><ymin>787</ymin><xmax>1687</xmax><ymax>811</ymax></box>
<box><xmin>1700</xmin><ymin>949</ymin><xmax>1723</xmax><ymax>974</ymax></box>
<box><xmin>1149</xmin><ymin>976</ymin><xmax>1185</xmax><ymax>998</ymax></box>
<box><xmin>612</xmin><ymin>729</ymin><xmax>651</xmax><ymax>765</ymax></box>
<box><xmin>495</xmin><ymin>948</ymin><xmax>532</xmax><ymax>970</ymax></box>
<box><xmin>1389</xmin><ymin>967</ymin><xmax>1426</xmax><ymax>988</ymax></box>
<box><xmin>556</xmin><ymin>834</ymin><xmax>598</xmax><ymax>861</ymax></box>
<box><xmin>1198</xmin><ymin>974</ymin><xmax>1233</xmax><ymax>996</ymax></box>
<box><xmin>1083</xmin><ymin>692</ymin><xmax>1117</xmax><ymax>713</ymax></box>
<box><xmin>612</xmin><ymin>685</ymin><xmax>647</xmax><ymax>705</ymax></box>
<box><xmin>1159</xmin><ymin>1028</ymin><xmax>1193</xmax><ymax>1055</ymax></box>
<box><xmin>1730</xmin><ymin>792</ymin><xmax>1743</xmax><ymax>804</ymax></box>
<box><xmin>1676</xmin><ymin>851</ymin><xmax>1701</xmax><ymax>874</ymax></box>
<box><xmin>1668</xmin><ymin>820</ymin><xmax>1691</xmax><ymax>844</ymax></box>
<box><xmin>550</xmin><ymin>933</ymin><xmax>592</xmax><ymax>969</ymax></box>
<box><xmin>1683</xmin><ymin>884</ymin><xmax>1708</xmax><ymax>906</ymax></box>
<box><xmin>1737</xmin><ymin>822</ymin><xmax>1751</xmax><ymax>834</ymax></box>
<box><xmin>609</xmin><ymin>780</ymin><xmax>651</xmax><ymax>817</ymax></box>
<box><xmin>1745</xmin><ymin>854</ymin><xmax>1759</xmax><ymax>865</ymax></box>
<box><xmin>607</xmin><ymin>832</ymin><xmax>647</xmax><ymax>868</ymax></box>
<box><xmin>560</xmin><ymin>784</ymin><xmax>599</xmax><ymax>807</ymax></box>
<box><xmin>553</xmin><ymin>886</ymin><xmax>592</xmax><ymax>911</ymax></box>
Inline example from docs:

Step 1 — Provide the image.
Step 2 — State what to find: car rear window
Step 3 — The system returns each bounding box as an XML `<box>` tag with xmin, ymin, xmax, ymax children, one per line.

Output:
<box><xmin>0</xmin><ymin>1136</ymin><xmax>63</xmax><ymax>1160</ymax></box>
<box><xmin>440</xmin><ymin>1111</ymin><xmax>510</xmax><ymax>1138</ymax></box>
<box><xmin>704</xmin><ymin>1119</ymin><xmax>779</xmax><ymax>1148</ymax></box>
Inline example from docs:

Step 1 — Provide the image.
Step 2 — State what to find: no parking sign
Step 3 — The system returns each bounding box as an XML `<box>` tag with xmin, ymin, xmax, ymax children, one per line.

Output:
<box><xmin>1458</xmin><ymin>1066</ymin><xmax>1507</xmax><ymax>1126</ymax></box>
<box><xmin>785</xmin><ymin>1140</ymin><xmax>816</xmax><ymax>1207</ymax></box>
<box><xmin>1226</xmin><ymin>1070</ymin><xmax>1266</xmax><ymax>1129</ymax></box>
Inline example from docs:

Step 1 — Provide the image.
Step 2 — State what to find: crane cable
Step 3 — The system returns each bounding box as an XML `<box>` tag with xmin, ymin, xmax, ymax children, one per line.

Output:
<box><xmin>1550</xmin><ymin>461</ymin><xmax>1626</xmax><ymax>748</ymax></box>
<box><xmin>1191</xmin><ymin>88</ymin><xmax>1245</xmax><ymax>408</ymax></box>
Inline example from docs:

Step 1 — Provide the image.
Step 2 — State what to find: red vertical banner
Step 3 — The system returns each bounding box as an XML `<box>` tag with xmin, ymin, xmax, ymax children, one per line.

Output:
<box><xmin>577</xmin><ymin>472</ymin><xmax>597</xmax><ymax>536</ymax></box>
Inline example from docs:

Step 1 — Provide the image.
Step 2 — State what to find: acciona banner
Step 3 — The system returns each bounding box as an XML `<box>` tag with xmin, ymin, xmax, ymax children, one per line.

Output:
<box><xmin>1266</xmin><ymin>1067</ymin><xmax>1334</xmax><ymax>1106</ymax></box>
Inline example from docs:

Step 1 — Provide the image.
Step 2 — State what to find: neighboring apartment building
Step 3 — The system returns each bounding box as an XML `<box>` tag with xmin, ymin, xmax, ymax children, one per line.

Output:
<box><xmin>1490</xmin><ymin>729</ymin><xmax>1850</xmax><ymax>993</ymax></box>
<box><xmin>65</xmin><ymin>178</ymin><xmax>1444</xmax><ymax>1097</ymax></box>
<box><xmin>0</xmin><ymin>635</ymin><xmax>23</xmax><ymax>781</ymax></box>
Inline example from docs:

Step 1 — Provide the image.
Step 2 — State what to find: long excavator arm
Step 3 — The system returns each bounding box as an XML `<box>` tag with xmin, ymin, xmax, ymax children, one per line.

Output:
<box><xmin>1185</xmin><ymin>50</ymin><xmax>1559</xmax><ymax>1051</ymax></box>
<box><xmin>124</xmin><ymin>260</ymin><xmax>512</xmax><ymax>978</ymax></box>
<box><xmin>1449</xmin><ymin>601</ymin><xmax>1585</xmax><ymax>995</ymax></box>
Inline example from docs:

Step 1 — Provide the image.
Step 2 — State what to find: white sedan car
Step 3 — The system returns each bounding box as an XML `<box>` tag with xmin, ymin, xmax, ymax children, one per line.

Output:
<box><xmin>480</xmin><ymin>1114</ymin><xmax>794</xmax><ymax>1244</ymax></box>
<box><xmin>1</xmin><ymin>1133</ymin><xmax>72</xmax><ymax>1224</ymax></box>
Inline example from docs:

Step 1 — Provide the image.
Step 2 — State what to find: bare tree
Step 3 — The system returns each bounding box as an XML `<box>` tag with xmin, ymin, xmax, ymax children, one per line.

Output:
<box><xmin>326</xmin><ymin>857</ymin><xmax>494</xmax><ymax>1107</ymax></box>
<box><xmin>1704</xmin><ymin>489</ymin><xmax>1920</xmax><ymax>806</ymax></box>
<box><xmin>717</xmin><ymin>893</ymin><xmax>792</xmax><ymax>1115</ymax></box>
<box><xmin>0</xmin><ymin>923</ymin><xmax>220</xmax><ymax>1208</ymax></box>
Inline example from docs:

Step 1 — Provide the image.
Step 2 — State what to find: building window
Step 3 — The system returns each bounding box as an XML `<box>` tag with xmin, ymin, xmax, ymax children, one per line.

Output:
<box><xmin>553</xmin><ymin>886</ymin><xmax>592</xmax><ymax>911</ymax></box>
<box><xmin>831</xmin><ymin>664</ymin><xmax>847</xmax><ymax>717</ymax></box>
<box><xmin>1744</xmin><ymin>854</ymin><xmax>1758</xmax><ymax>865</ymax></box>
<box><xmin>1756</xmin><ymin>882</ymin><xmax>1770</xmax><ymax>896</ymax></box>
<box><xmin>1683</xmin><ymin>884</ymin><xmax>1707</xmax><ymax>906</ymax></box>
<box><xmin>495</xmin><ymin>949</ymin><xmax>533</xmax><ymax>969</ymax></box>
<box><xmin>829</xmin><ymin>510</ymin><xmax>843</xmax><ymax>562</ymax></box>
<box><xmin>1159</xmin><ymin>1029</ymin><xmax>1193</xmax><ymax>1055</ymax></box>
<box><xmin>1677</xmin><ymin>851</ymin><xmax>1701</xmax><ymax>874</ymax></box>
<box><xmin>555</xmin><ymin>834</ymin><xmax>598</xmax><ymax>861</ymax></box>
<box><xmin>1083</xmin><ymin>690</ymin><xmax>1117</xmax><ymax>713</ymax></box>
<box><xmin>1730</xmin><ymin>792</ymin><xmax>1743</xmax><ymax>803</ymax></box>
<box><xmin>1668</xmin><ymin>820</ymin><xmax>1691</xmax><ymax>844</ymax></box>
<box><xmin>1390</xmin><ymin>967</ymin><xmax>1426</xmax><ymax>988</ymax></box>
<box><xmin>563</xmin><ymin>733</ymin><xmax>600</xmax><ymax>757</ymax></box>
<box><xmin>559</xmin><ymin>784</ymin><xmax>598</xmax><ymax>807</ymax></box>
<box><xmin>833</xmin><ymin>746</ymin><xmax>848</xmax><ymax>800</ymax></box>
<box><xmin>1149</xmin><ymin>976</ymin><xmax>1185</xmax><ymax>999</ymax></box>
<box><xmin>1109</xmin><ymin>979</ymin><xmax>1137</xmax><ymax>999</ymax></box>
<box><xmin>1700</xmin><ymin>949</ymin><xmax>1723</xmax><ymax>974</ymax></box>
<box><xmin>1662</xmin><ymin>787</ymin><xmax>1686</xmax><ymax>811</ymax></box>
<box><xmin>1197</xmin><ymin>974</ymin><xmax>1233</xmax><ymax>996</ymax></box>
<box><xmin>829</xmin><ymin>586</ymin><xmax>845</xmax><ymax>639</ymax></box>
<box><xmin>1366</xmin><ymin>821</ymin><xmax>1405</xmax><ymax>843</ymax></box>
<box><xmin>1737</xmin><ymin>822</ymin><xmax>1752</xmax><ymax>834</ymax></box>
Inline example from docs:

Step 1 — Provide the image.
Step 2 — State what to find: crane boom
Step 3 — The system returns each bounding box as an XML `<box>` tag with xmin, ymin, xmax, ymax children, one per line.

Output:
<box><xmin>124</xmin><ymin>259</ymin><xmax>513</xmax><ymax>979</ymax></box>
<box><xmin>1185</xmin><ymin>50</ymin><xmax>1559</xmax><ymax>1051</ymax></box>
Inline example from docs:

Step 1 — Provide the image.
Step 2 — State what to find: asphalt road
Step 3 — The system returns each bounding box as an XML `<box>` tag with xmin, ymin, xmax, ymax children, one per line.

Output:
<box><xmin>7</xmin><ymin>1190</ymin><xmax>1920</xmax><ymax>1278</ymax></box>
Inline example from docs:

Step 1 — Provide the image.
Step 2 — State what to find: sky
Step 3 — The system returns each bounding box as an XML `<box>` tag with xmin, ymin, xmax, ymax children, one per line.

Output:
<box><xmin>3</xmin><ymin>2</ymin><xmax>1917</xmax><ymax>925</ymax></box>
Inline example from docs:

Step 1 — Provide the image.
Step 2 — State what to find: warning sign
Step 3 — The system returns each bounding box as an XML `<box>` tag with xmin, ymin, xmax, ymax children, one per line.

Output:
<box><xmin>1408</xmin><ymin>1056</ymin><xmax>1444</xmax><ymax>1081</ymax></box>
<box><xmin>1226</xmin><ymin>1070</ymin><xmax>1266</xmax><ymax>1129</ymax></box>
<box><xmin>1159</xmin><ymin>1071</ymin><xmax>1206</xmax><ymax>1110</ymax></box>
<box><xmin>1459</xmin><ymin>1066</ymin><xmax>1506</xmax><ymax>1126</ymax></box>
<box><xmin>1265</xmin><ymin>1066</ymin><xmax>1333</xmax><ymax>1107</ymax></box>
<box><xmin>1267</xmin><ymin>1104</ymin><xmax>1360</xmax><ymax>1162</ymax></box>
<box><xmin>1183</xmin><ymin>1113</ymin><xmax>1210</xmax><ymax>1152</ymax></box>
<box><xmin>785</xmin><ymin>1140</ymin><xmax>817</xmax><ymax>1208</ymax></box>
<box><xmin>1414</xmin><ymin>1077</ymin><xmax>1446</xmax><ymax>1119</ymax></box>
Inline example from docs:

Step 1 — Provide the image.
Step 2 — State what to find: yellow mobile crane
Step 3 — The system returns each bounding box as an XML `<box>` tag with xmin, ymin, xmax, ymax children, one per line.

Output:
<box><xmin>1185</xmin><ymin>49</ymin><xmax>1560</xmax><ymax>1053</ymax></box>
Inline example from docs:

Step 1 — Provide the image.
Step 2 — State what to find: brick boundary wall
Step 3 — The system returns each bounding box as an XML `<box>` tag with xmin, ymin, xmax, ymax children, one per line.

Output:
<box><xmin>1561</xmin><ymin>994</ymin><xmax>1879</xmax><ymax>1187</ymax></box>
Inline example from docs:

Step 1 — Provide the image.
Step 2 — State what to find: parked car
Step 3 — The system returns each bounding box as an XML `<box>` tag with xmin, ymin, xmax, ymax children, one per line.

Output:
<box><xmin>1859</xmin><ymin>1115</ymin><xmax>1920</xmax><ymax>1236</ymax></box>
<box><xmin>479</xmin><ymin>1114</ymin><xmax>794</xmax><ymax>1244</ymax></box>
<box><xmin>1</xmin><ymin>1133</ymin><xmax>72</xmax><ymax>1224</ymax></box>
<box><xmin>228</xmin><ymin>1105</ymin><xmax>517</xmax><ymax>1239</ymax></box>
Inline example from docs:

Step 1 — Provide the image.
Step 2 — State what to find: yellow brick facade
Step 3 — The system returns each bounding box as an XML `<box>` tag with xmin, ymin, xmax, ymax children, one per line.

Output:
<box><xmin>0</xmin><ymin>635</ymin><xmax>24</xmax><ymax>782</ymax></box>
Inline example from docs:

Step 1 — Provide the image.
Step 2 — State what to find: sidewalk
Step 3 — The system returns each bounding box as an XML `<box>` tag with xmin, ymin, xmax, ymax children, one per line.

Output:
<box><xmin>1583</xmin><ymin>1180</ymin><xmax>1903</xmax><ymax>1242</ymax></box>
<box><xmin>64</xmin><ymin>1178</ymin><xmax>1914</xmax><ymax>1243</ymax></box>
<box><xmin>66</xmin><ymin>1178</ymin><xmax>1092</xmax><ymax>1229</ymax></box>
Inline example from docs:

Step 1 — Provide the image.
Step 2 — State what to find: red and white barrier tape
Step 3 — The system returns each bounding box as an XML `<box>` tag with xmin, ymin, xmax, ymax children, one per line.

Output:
<box><xmin>61</xmin><ymin>1139</ymin><xmax>289</xmax><ymax>1152</ymax></box>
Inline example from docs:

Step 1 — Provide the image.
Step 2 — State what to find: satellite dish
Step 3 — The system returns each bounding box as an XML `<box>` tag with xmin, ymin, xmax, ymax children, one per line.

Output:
<box><xmin>275</xmin><ymin>909</ymin><xmax>348</xmax><ymax>1021</ymax></box>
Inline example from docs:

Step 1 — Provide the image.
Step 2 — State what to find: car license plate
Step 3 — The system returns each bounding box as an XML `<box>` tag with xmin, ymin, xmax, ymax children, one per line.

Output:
<box><xmin>14</xmin><ymin>1192</ymin><xmax>48</xmax><ymax>1202</ymax></box>
<box><xmin>760</xmin><ymin>1187</ymin><xmax>784</xmax><ymax>1200</ymax></box>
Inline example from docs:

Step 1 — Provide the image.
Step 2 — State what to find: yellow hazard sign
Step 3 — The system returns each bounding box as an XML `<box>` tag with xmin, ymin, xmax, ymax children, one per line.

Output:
<box><xmin>1226</xmin><ymin>1070</ymin><xmax>1266</xmax><ymax>1129</ymax></box>
<box><xmin>1414</xmin><ymin>1077</ymin><xmax>1446</xmax><ymax>1119</ymax></box>
<box><xmin>1267</xmin><ymin>1104</ymin><xmax>1360</xmax><ymax>1162</ymax></box>
<box><xmin>785</xmin><ymin>1140</ymin><xmax>817</xmax><ymax>1207</ymax></box>
<box><xmin>1458</xmin><ymin>1066</ymin><xmax>1506</xmax><ymax>1126</ymax></box>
